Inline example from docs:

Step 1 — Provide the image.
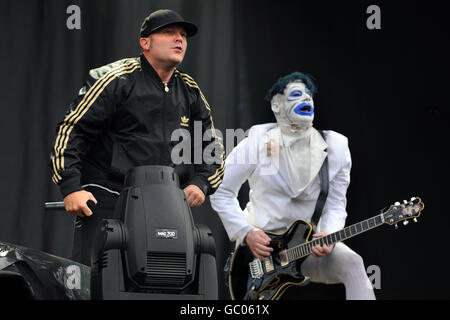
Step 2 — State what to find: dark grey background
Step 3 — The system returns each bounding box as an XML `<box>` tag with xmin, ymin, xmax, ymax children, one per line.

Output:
<box><xmin>0</xmin><ymin>0</ymin><xmax>447</xmax><ymax>299</ymax></box>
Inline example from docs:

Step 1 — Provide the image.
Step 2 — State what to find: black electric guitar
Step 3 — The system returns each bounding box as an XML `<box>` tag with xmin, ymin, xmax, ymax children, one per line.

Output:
<box><xmin>227</xmin><ymin>197</ymin><xmax>424</xmax><ymax>300</ymax></box>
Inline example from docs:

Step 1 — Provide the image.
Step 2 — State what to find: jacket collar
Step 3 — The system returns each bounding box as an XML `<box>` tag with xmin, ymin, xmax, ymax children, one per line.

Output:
<box><xmin>139</xmin><ymin>54</ymin><xmax>178</xmax><ymax>83</ymax></box>
<box><xmin>258</xmin><ymin>125</ymin><xmax>328</xmax><ymax>197</ymax></box>
<box><xmin>309</xmin><ymin>128</ymin><xmax>328</xmax><ymax>183</ymax></box>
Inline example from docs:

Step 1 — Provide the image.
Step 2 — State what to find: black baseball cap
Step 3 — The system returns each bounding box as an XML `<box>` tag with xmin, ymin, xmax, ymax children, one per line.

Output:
<box><xmin>140</xmin><ymin>9</ymin><xmax>198</xmax><ymax>38</ymax></box>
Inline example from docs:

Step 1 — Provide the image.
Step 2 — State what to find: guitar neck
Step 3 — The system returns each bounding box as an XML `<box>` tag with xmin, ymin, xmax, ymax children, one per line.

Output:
<box><xmin>287</xmin><ymin>213</ymin><xmax>385</xmax><ymax>262</ymax></box>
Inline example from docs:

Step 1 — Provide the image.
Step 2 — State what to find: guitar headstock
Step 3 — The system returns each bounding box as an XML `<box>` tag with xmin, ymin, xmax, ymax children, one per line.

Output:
<box><xmin>383</xmin><ymin>197</ymin><xmax>424</xmax><ymax>228</ymax></box>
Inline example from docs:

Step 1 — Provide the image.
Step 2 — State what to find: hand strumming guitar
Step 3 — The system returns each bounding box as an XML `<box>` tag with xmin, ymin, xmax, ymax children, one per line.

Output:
<box><xmin>245</xmin><ymin>228</ymin><xmax>274</xmax><ymax>260</ymax></box>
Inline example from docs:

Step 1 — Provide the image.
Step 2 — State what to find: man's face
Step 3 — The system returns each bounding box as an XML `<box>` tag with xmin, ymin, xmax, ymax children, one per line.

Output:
<box><xmin>280</xmin><ymin>81</ymin><xmax>314</xmax><ymax>127</ymax></box>
<box><xmin>146</xmin><ymin>24</ymin><xmax>188</xmax><ymax>67</ymax></box>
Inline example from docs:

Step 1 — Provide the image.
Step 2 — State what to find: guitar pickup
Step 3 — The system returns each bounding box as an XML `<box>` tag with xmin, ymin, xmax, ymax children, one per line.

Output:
<box><xmin>279</xmin><ymin>250</ymin><xmax>289</xmax><ymax>267</ymax></box>
<box><xmin>264</xmin><ymin>256</ymin><xmax>274</xmax><ymax>273</ymax></box>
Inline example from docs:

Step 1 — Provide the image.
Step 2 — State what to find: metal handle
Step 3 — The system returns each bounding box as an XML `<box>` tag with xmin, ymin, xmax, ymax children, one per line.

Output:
<box><xmin>44</xmin><ymin>200</ymin><xmax>97</xmax><ymax>212</ymax></box>
<box><xmin>44</xmin><ymin>201</ymin><xmax>65</xmax><ymax>211</ymax></box>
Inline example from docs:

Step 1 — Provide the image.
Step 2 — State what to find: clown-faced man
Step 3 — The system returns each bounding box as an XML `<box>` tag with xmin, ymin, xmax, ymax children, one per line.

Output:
<box><xmin>210</xmin><ymin>72</ymin><xmax>375</xmax><ymax>300</ymax></box>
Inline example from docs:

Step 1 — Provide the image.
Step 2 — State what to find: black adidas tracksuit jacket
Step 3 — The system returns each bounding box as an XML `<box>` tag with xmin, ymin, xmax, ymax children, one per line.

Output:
<box><xmin>51</xmin><ymin>54</ymin><xmax>224</xmax><ymax>197</ymax></box>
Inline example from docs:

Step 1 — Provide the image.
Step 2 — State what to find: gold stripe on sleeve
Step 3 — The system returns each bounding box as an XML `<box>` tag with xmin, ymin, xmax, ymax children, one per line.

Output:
<box><xmin>53</xmin><ymin>62</ymin><xmax>137</xmax><ymax>166</ymax></box>
<box><xmin>54</xmin><ymin>61</ymin><xmax>140</xmax><ymax>170</ymax></box>
<box><xmin>52</xmin><ymin>61</ymin><xmax>140</xmax><ymax>179</ymax></box>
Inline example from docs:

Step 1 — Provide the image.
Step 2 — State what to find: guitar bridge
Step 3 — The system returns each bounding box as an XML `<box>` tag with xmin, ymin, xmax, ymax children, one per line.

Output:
<box><xmin>249</xmin><ymin>258</ymin><xmax>264</xmax><ymax>279</ymax></box>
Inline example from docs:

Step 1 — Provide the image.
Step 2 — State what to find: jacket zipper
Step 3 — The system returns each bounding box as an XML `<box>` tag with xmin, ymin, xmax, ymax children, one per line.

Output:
<box><xmin>162</xmin><ymin>81</ymin><xmax>168</xmax><ymax>163</ymax></box>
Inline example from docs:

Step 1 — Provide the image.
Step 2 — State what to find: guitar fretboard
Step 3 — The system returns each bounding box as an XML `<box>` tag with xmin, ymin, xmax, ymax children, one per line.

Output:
<box><xmin>285</xmin><ymin>214</ymin><xmax>385</xmax><ymax>262</ymax></box>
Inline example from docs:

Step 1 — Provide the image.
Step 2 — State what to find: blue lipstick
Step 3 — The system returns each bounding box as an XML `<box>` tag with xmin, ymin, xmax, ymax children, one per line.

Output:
<box><xmin>294</xmin><ymin>103</ymin><xmax>314</xmax><ymax>116</ymax></box>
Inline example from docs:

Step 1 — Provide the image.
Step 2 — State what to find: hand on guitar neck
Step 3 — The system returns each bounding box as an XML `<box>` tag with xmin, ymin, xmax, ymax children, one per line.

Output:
<box><xmin>311</xmin><ymin>232</ymin><xmax>335</xmax><ymax>257</ymax></box>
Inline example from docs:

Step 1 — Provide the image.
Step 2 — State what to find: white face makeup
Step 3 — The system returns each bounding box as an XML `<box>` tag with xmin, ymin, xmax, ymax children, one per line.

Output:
<box><xmin>282</xmin><ymin>81</ymin><xmax>314</xmax><ymax>127</ymax></box>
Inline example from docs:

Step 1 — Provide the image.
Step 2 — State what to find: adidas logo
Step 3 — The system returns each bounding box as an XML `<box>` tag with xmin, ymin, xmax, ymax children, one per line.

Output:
<box><xmin>180</xmin><ymin>116</ymin><xmax>189</xmax><ymax>127</ymax></box>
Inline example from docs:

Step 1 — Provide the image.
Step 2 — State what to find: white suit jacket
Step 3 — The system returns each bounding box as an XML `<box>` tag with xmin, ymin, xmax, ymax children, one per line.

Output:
<box><xmin>210</xmin><ymin>123</ymin><xmax>352</xmax><ymax>244</ymax></box>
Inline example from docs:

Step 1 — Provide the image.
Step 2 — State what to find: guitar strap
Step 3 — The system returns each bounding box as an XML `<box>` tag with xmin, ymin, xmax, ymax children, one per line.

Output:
<box><xmin>310</xmin><ymin>130</ymin><xmax>329</xmax><ymax>229</ymax></box>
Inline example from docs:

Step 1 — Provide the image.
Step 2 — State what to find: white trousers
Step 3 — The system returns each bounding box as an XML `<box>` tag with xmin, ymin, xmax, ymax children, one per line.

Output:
<box><xmin>300</xmin><ymin>242</ymin><xmax>376</xmax><ymax>300</ymax></box>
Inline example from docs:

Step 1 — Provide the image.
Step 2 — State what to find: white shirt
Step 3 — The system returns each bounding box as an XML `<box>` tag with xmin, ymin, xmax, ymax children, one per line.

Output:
<box><xmin>210</xmin><ymin>123</ymin><xmax>352</xmax><ymax>244</ymax></box>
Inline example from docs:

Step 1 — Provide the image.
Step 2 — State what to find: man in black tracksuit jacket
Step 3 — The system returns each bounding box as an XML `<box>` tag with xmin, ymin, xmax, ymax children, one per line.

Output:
<box><xmin>50</xmin><ymin>10</ymin><xmax>224</xmax><ymax>265</ymax></box>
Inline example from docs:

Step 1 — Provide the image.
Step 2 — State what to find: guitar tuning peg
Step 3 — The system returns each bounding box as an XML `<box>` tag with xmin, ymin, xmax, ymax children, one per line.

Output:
<box><xmin>403</xmin><ymin>220</ymin><xmax>409</xmax><ymax>226</ymax></box>
<box><xmin>413</xmin><ymin>218</ymin><xmax>418</xmax><ymax>223</ymax></box>
<box><xmin>395</xmin><ymin>223</ymin><xmax>398</xmax><ymax>230</ymax></box>
<box><xmin>403</xmin><ymin>200</ymin><xmax>408</xmax><ymax>204</ymax></box>
<box><xmin>395</xmin><ymin>202</ymin><xmax>400</xmax><ymax>206</ymax></box>
<box><xmin>410</xmin><ymin>197</ymin><xmax>416</xmax><ymax>201</ymax></box>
